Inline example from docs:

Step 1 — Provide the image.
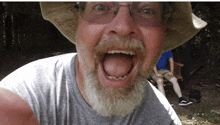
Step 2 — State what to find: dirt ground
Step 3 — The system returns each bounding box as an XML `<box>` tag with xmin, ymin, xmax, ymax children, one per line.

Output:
<box><xmin>166</xmin><ymin>78</ymin><xmax>220</xmax><ymax>125</ymax></box>
<box><xmin>0</xmin><ymin>53</ymin><xmax>220</xmax><ymax>125</ymax></box>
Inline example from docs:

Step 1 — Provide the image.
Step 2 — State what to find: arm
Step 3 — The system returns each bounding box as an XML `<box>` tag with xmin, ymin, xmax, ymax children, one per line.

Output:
<box><xmin>153</xmin><ymin>66</ymin><xmax>163</xmax><ymax>77</ymax></box>
<box><xmin>0</xmin><ymin>89</ymin><xmax>39</xmax><ymax>125</ymax></box>
<box><xmin>169</xmin><ymin>57</ymin><xmax>174</xmax><ymax>75</ymax></box>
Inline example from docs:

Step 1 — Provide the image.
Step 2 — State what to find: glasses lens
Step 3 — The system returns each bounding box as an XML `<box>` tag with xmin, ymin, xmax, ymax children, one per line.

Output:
<box><xmin>79</xmin><ymin>2</ymin><xmax>163</xmax><ymax>27</ymax></box>
<box><xmin>79</xmin><ymin>2</ymin><xmax>117</xmax><ymax>24</ymax></box>
<box><xmin>131</xmin><ymin>2</ymin><xmax>163</xmax><ymax>27</ymax></box>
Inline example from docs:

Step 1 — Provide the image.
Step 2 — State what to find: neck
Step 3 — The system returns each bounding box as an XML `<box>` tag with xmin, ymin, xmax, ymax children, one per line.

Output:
<box><xmin>75</xmin><ymin>56</ymin><xmax>91</xmax><ymax>107</ymax></box>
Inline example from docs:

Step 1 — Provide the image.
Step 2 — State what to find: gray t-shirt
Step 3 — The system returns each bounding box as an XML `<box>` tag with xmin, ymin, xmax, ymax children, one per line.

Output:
<box><xmin>0</xmin><ymin>53</ymin><xmax>181</xmax><ymax>125</ymax></box>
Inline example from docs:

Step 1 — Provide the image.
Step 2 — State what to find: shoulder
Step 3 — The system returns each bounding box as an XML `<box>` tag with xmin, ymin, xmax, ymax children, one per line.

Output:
<box><xmin>1</xmin><ymin>53</ymin><xmax>76</xmax><ymax>81</ymax></box>
<box><xmin>163</xmin><ymin>51</ymin><xmax>173</xmax><ymax>59</ymax></box>
<box><xmin>0</xmin><ymin>53</ymin><xmax>77</xmax><ymax>124</ymax></box>
<box><xmin>163</xmin><ymin>50</ymin><xmax>172</xmax><ymax>55</ymax></box>
<box><xmin>167</xmin><ymin>51</ymin><xmax>173</xmax><ymax>56</ymax></box>
<box><xmin>26</xmin><ymin>53</ymin><xmax>77</xmax><ymax>71</ymax></box>
<box><xmin>0</xmin><ymin>53</ymin><xmax>76</xmax><ymax>91</ymax></box>
<box><xmin>0</xmin><ymin>52</ymin><xmax>77</xmax><ymax>95</ymax></box>
<box><xmin>132</xmin><ymin>81</ymin><xmax>181</xmax><ymax>124</ymax></box>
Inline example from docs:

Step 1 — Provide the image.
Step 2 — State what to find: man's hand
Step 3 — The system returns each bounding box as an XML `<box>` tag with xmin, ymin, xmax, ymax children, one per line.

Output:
<box><xmin>0</xmin><ymin>89</ymin><xmax>39</xmax><ymax>125</ymax></box>
<box><xmin>168</xmin><ymin>71</ymin><xmax>174</xmax><ymax>76</ymax></box>
<box><xmin>156</xmin><ymin>73</ymin><xmax>163</xmax><ymax>78</ymax></box>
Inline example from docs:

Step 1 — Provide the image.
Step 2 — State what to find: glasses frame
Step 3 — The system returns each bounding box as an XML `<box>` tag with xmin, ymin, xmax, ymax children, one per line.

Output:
<box><xmin>78</xmin><ymin>2</ymin><xmax>166</xmax><ymax>27</ymax></box>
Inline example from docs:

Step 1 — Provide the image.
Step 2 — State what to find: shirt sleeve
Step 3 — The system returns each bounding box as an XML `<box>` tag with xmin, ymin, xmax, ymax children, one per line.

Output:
<box><xmin>167</xmin><ymin>51</ymin><xmax>174</xmax><ymax>59</ymax></box>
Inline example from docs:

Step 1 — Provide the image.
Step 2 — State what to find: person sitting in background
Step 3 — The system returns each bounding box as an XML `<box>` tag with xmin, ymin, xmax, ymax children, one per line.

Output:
<box><xmin>151</xmin><ymin>50</ymin><xmax>193</xmax><ymax>106</ymax></box>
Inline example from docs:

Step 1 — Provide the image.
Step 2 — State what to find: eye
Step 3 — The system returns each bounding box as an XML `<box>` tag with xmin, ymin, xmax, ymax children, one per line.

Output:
<box><xmin>94</xmin><ymin>4</ymin><xmax>107</xmax><ymax>11</ymax></box>
<box><xmin>141</xmin><ymin>8</ymin><xmax>154</xmax><ymax>14</ymax></box>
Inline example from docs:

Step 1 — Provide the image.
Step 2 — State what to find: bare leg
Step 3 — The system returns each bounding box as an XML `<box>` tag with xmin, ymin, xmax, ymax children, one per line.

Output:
<box><xmin>169</xmin><ymin>77</ymin><xmax>182</xmax><ymax>98</ymax></box>
<box><xmin>156</xmin><ymin>78</ymin><xmax>166</xmax><ymax>96</ymax></box>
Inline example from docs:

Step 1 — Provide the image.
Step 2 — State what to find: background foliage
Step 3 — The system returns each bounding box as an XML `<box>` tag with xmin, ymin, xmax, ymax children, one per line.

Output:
<box><xmin>0</xmin><ymin>2</ymin><xmax>75</xmax><ymax>58</ymax></box>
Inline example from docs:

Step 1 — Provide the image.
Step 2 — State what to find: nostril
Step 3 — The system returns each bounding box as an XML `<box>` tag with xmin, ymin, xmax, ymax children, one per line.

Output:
<box><xmin>110</xmin><ymin>31</ymin><xmax>117</xmax><ymax>35</ymax></box>
<box><xmin>130</xmin><ymin>31</ymin><xmax>135</xmax><ymax>35</ymax></box>
<box><xmin>109</xmin><ymin>29</ymin><xmax>135</xmax><ymax>37</ymax></box>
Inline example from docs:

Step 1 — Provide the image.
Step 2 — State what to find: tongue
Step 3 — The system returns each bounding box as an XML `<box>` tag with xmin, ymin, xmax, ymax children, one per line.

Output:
<box><xmin>103</xmin><ymin>53</ymin><xmax>133</xmax><ymax>78</ymax></box>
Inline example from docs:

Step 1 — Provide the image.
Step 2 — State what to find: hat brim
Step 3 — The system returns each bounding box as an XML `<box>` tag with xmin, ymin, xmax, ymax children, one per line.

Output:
<box><xmin>40</xmin><ymin>2</ymin><xmax>79</xmax><ymax>43</ymax></box>
<box><xmin>163</xmin><ymin>3</ymin><xmax>207</xmax><ymax>51</ymax></box>
<box><xmin>40</xmin><ymin>2</ymin><xmax>207</xmax><ymax>51</ymax></box>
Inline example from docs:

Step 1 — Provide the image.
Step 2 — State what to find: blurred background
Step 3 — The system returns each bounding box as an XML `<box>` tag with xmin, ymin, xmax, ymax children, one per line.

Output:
<box><xmin>0</xmin><ymin>2</ymin><xmax>219</xmax><ymax>82</ymax></box>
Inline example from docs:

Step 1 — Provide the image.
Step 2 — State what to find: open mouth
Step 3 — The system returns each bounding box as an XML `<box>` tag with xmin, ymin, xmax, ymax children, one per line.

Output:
<box><xmin>97</xmin><ymin>49</ymin><xmax>139</xmax><ymax>89</ymax></box>
<box><xmin>104</xmin><ymin>50</ymin><xmax>135</xmax><ymax>80</ymax></box>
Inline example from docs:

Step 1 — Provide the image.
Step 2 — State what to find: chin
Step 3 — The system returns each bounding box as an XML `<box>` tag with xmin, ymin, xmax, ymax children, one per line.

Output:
<box><xmin>84</xmin><ymin>68</ymin><xmax>147</xmax><ymax>117</ymax></box>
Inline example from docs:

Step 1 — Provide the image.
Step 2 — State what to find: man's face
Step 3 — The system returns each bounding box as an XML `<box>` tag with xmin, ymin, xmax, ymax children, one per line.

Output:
<box><xmin>75</xmin><ymin>2</ymin><xmax>166</xmax><ymax>116</ymax></box>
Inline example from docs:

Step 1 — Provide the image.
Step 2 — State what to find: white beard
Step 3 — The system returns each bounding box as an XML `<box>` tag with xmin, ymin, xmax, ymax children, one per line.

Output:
<box><xmin>84</xmin><ymin>69</ymin><xmax>146</xmax><ymax>117</ymax></box>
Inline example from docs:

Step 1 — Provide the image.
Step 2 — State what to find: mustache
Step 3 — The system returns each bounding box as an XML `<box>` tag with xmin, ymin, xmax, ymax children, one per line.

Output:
<box><xmin>94</xmin><ymin>36</ymin><xmax>146</xmax><ymax>58</ymax></box>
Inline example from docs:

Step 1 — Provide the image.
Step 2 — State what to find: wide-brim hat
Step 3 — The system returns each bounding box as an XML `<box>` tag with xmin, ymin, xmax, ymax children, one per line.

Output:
<box><xmin>40</xmin><ymin>2</ymin><xmax>207</xmax><ymax>51</ymax></box>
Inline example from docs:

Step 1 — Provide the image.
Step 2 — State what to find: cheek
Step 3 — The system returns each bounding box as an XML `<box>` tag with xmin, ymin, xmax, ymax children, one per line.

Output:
<box><xmin>77</xmin><ymin>24</ymin><xmax>98</xmax><ymax>49</ymax></box>
<box><xmin>75</xmin><ymin>21</ymin><xmax>106</xmax><ymax>70</ymax></box>
<box><xmin>143</xmin><ymin>28</ymin><xmax>164</xmax><ymax>51</ymax></box>
<box><xmin>141</xmin><ymin>27</ymin><xmax>165</xmax><ymax>65</ymax></box>
<box><xmin>76</xmin><ymin>20</ymin><xmax>106</xmax><ymax>51</ymax></box>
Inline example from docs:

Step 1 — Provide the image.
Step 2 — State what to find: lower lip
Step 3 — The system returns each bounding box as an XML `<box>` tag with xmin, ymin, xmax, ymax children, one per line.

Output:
<box><xmin>97</xmin><ymin>62</ymin><xmax>138</xmax><ymax>90</ymax></box>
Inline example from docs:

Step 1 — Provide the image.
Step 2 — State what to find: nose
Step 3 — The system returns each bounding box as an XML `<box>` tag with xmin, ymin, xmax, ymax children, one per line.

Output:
<box><xmin>104</xmin><ymin>5</ymin><xmax>140</xmax><ymax>39</ymax></box>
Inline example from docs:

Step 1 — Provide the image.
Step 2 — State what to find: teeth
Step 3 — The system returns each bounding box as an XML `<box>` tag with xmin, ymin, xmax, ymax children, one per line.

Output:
<box><xmin>107</xmin><ymin>75</ymin><xmax>128</xmax><ymax>80</ymax></box>
<box><xmin>107</xmin><ymin>50</ymin><xmax>135</xmax><ymax>56</ymax></box>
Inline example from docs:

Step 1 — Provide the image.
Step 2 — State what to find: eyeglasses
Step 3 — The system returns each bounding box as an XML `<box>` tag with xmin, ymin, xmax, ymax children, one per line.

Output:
<box><xmin>78</xmin><ymin>2</ymin><xmax>164</xmax><ymax>27</ymax></box>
